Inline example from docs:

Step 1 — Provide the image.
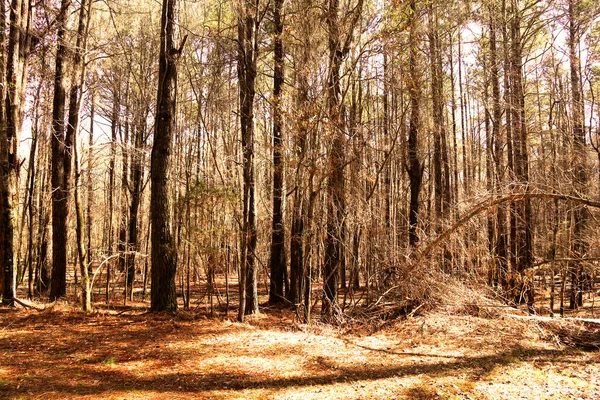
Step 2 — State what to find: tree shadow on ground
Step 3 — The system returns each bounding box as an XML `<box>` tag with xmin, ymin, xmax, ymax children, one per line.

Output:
<box><xmin>0</xmin><ymin>310</ymin><xmax>595</xmax><ymax>398</ymax></box>
<box><xmin>0</xmin><ymin>344</ymin><xmax>583</xmax><ymax>397</ymax></box>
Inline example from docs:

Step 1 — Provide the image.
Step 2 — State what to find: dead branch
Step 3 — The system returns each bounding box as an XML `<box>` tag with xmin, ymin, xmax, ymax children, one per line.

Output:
<box><xmin>90</xmin><ymin>251</ymin><xmax>148</xmax><ymax>292</ymax></box>
<box><xmin>420</xmin><ymin>190</ymin><xmax>600</xmax><ymax>260</ymax></box>
<box><xmin>13</xmin><ymin>297</ymin><xmax>45</xmax><ymax>311</ymax></box>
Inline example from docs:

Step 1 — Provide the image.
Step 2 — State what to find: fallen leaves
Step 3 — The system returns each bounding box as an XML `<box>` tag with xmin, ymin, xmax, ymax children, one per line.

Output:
<box><xmin>0</xmin><ymin>310</ymin><xmax>598</xmax><ymax>399</ymax></box>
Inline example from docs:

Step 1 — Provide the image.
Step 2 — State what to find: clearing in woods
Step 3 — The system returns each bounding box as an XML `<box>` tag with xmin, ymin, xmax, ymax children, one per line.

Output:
<box><xmin>0</xmin><ymin>301</ymin><xmax>599</xmax><ymax>399</ymax></box>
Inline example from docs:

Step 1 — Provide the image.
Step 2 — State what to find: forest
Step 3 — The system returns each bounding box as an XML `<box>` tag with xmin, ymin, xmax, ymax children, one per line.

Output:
<box><xmin>1</xmin><ymin>0</ymin><xmax>600</xmax><ymax>398</ymax></box>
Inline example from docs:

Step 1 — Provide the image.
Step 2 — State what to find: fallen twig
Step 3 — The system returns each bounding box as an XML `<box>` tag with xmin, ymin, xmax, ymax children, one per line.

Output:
<box><xmin>13</xmin><ymin>297</ymin><xmax>45</xmax><ymax>311</ymax></box>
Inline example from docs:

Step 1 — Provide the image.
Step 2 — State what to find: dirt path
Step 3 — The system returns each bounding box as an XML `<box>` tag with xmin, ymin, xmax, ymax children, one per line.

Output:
<box><xmin>0</xmin><ymin>307</ymin><xmax>598</xmax><ymax>399</ymax></box>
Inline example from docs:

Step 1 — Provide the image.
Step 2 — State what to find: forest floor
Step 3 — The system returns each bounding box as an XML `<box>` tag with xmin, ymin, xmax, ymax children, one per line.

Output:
<box><xmin>1</xmin><ymin>294</ymin><xmax>599</xmax><ymax>400</ymax></box>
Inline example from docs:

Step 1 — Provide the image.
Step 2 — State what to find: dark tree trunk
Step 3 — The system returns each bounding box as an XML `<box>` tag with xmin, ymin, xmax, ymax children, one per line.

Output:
<box><xmin>289</xmin><ymin>0</ymin><xmax>313</xmax><ymax>309</ymax></box>
<box><xmin>25</xmin><ymin>102</ymin><xmax>39</xmax><ymax>298</ymax></box>
<box><xmin>127</xmin><ymin>121</ymin><xmax>145</xmax><ymax>298</ymax></box>
<box><xmin>502</xmin><ymin>0</ymin><xmax>517</xmax><ymax>281</ymax></box>
<box><xmin>269</xmin><ymin>0</ymin><xmax>286</xmax><ymax>304</ymax></box>
<box><xmin>407</xmin><ymin>0</ymin><xmax>423</xmax><ymax>248</ymax></box>
<box><xmin>568</xmin><ymin>0</ymin><xmax>587</xmax><ymax>309</ymax></box>
<box><xmin>237</xmin><ymin>0</ymin><xmax>260</xmax><ymax>320</ymax></box>
<box><xmin>150</xmin><ymin>0</ymin><xmax>181</xmax><ymax>312</ymax></box>
<box><xmin>429</xmin><ymin>2</ymin><xmax>447</xmax><ymax>223</ymax></box>
<box><xmin>510</xmin><ymin>0</ymin><xmax>533</xmax><ymax>311</ymax></box>
<box><xmin>37</xmin><ymin>154</ymin><xmax>50</xmax><ymax>293</ymax></box>
<box><xmin>322</xmin><ymin>0</ymin><xmax>362</xmax><ymax>318</ymax></box>
<box><xmin>119</xmin><ymin>92</ymin><xmax>130</xmax><ymax>292</ymax></box>
<box><xmin>324</xmin><ymin>0</ymin><xmax>344</xmax><ymax>316</ymax></box>
<box><xmin>50</xmin><ymin>0</ymin><xmax>72</xmax><ymax>301</ymax></box>
<box><xmin>449</xmin><ymin>33</ymin><xmax>459</xmax><ymax>217</ymax></box>
<box><xmin>105</xmin><ymin>92</ymin><xmax>119</xmax><ymax>303</ymax></box>
<box><xmin>289</xmin><ymin>194</ymin><xmax>304</xmax><ymax>305</ymax></box>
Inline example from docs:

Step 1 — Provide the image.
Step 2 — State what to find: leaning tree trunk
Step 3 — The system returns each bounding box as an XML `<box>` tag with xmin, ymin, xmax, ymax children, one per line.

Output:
<box><xmin>150</xmin><ymin>0</ymin><xmax>182</xmax><ymax>312</ymax></box>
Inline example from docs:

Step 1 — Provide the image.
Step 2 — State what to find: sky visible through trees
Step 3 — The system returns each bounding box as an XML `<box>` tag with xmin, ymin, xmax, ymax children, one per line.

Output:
<box><xmin>0</xmin><ymin>0</ymin><xmax>600</xmax><ymax>325</ymax></box>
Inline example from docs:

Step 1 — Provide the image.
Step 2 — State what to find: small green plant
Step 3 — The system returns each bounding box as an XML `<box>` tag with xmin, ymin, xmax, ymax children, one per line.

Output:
<box><xmin>102</xmin><ymin>357</ymin><xmax>117</xmax><ymax>366</ymax></box>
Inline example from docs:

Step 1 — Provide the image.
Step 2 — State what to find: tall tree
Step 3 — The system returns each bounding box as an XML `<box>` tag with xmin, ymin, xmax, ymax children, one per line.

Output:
<box><xmin>322</xmin><ymin>0</ymin><xmax>363</xmax><ymax>318</ymax></box>
<box><xmin>237</xmin><ymin>0</ymin><xmax>260</xmax><ymax>320</ymax></box>
<box><xmin>488</xmin><ymin>2</ymin><xmax>508</xmax><ymax>289</ymax></box>
<box><xmin>70</xmin><ymin>0</ymin><xmax>93</xmax><ymax>312</ymax></box>
<box><xmin>3</xmin><ymin>0</ymin><xmax>32</xmax><ymax>304</ymax></box>
<box><xmin>269</xmin><ymin>0</ymin><xmax>286</xmax><ymax>304</ymax></box>
<box><xmin>49</xmin><ymin>0</ymin><xmax>72</xmax><ymax>300</ymax></box>
<box><xmin>288</xmin><ymin>0</ymin><xmax>315</xmax><ymax>315</ymax></box>
<box><xmin>428</xmin><ymin>1</ymin><xmax>450</xmax><ymax>223</ymax></box>
<box><xmin>407</xmin><ymin>0</ymin><xmax>423</xmax><ymax>247</ymax></box>
<box><xmin>509</xmin><ymin>0</ymin><xmax>533</xmax><ymax>311</ymax></box>
<box><xmin>0</xmin><ymin>0</ymin><xmax>7</xmax><ymax>298</ymax></box>
<box><xmin>150</xmin><ymin>0</ymin><xmax>183</xmax><ymax>312</ymax></box>
<box><xmin>568</xmin><ymin>0</ymin><xmax>587</xmax><ymax>309</ymax></box>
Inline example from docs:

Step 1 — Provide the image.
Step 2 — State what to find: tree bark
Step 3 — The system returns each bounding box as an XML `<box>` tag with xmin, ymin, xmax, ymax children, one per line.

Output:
<box><xmin>428</xmin><ymin>1</ymin><xmax>448</xmax><ymax>223</ymax></box>
<box><xmin>150</xmin><ymin>0</ymin><xmax>181</xmax><ymax>312</ymax></box>
<box><xmin>0</xmin><ymin>0</ymin><xmax>7</xmax><ymax>298</ymax></box>
<box><xmin>70</xmin><ymin>0</ymin><xmax>93</xmax><ymax>312</ymax></box>
<box><xmin>269</xmin><ymin>0</ymin><xmax>286</xmax><ymax>304</ymax></box>
<box><xmin>489</xmin><ymin>6</ymin><xmax>508</xmax><ymax>288</ymax></box>
<box><xmin>510</xmin><ymin>0</ymin><xmax>534</xmax><ymax>311</ymax></box>
<box><xmin>407</xmin><ymin>0</ymin><xmax>423</xmax><ymax>248</ymax></box>
<box><xmin>50</xmin><ymin>0</ymin><xmax>72</xmax><ymax>301</ymax></box>
<box><xmin>3</xmin><ymin>0</ymin><xmax>32</xmax><ymax>304</ymax></box>
<box><xmin>237</xmin><ymin>0</ymin><xmax>260</xmax><ymax>320</ymax></box>
<box><xmin>568</xmin><ymin>0</ymin><xmax>587</xmax><ymax>309</ymax></box>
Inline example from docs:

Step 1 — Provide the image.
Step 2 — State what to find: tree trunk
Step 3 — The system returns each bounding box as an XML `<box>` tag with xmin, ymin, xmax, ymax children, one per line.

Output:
<box><xmin>510</xmin><ymin>0</ymin><xmax>533</xmax><ymax>311</ymax></box>
<box><xmin>50</xmin><ymin>0</ymin><xmax>72</xmax><ymax>301</ymax></box>
<box><xmin>3</xmin><ymin>0</ymin><xmax>32</xmax><ymax>304</ymax></box>
<box><xmin>87</xmin><ymin>90</ymin><xmax>95</xmax><ymax>266</ymax></box>
<box><xmin>237</xmin><ymin>0</ymin><xmax>260</xmax><ymax>320</ymax></box>
<box><xmin>0</xmin><ymin>0</ymin><xmax>7</xmax><ymax>298</ymax></box>
<box><xmin>489</xmin><ymin>6</ymin><xmax>508</xmax><ymax>288</ymax></box>
<box><xmin>127</xmin><ymin>120</ymin><xmax>145</xmax><ymax>299</ymax></box>
<box><xmin>324</xmin><ymin>0</ymin><xmax>343</xmax><ymax>316</ymax></box>
<box><xmin>322</xmin><ymin>0</ymin><xmax>363</xmax><ymax>318</ymax></box>
<box><xmin>407</xmin><ymin>0</ymin><xmax>423</xmax><ymax>248</ymax></box>
<box><xmin>119</xmin><ymin>87</ymin><xmax>130</xmax><ymax>295</ymax></box>
<box><xmin>69</xmin><ymin>0</ymin><xmax>92</xmax><ymax>312</ymax></box>
<box><xmin>105</xmin><ymin>91</ymin><xmax>119</xmax><ymax>303</ymax></box>
<box><xmin>568</xmin><ymin>0</ymin><xmax>587</xmax><ymax>309</ymax></box>
<box><xmin>289</xmin><ymin>0</ymin><xmax>313</xmax><ymax>308</ymax></box>
<box><xmin>150</xmin><ymin>0</ymin><xmax>181</xmax><ymax>312</ymax></box>
<box><xmin>269</xmin><ymin>0</ymin><xmax>286</xmax><ymax>304</ymax></box>
<box><xmin>428</xmin><ymin>1</ymin><xmax>447</xmax><ymax>223</ymax></box>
